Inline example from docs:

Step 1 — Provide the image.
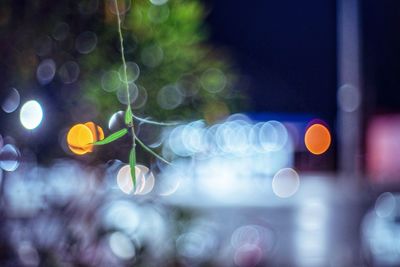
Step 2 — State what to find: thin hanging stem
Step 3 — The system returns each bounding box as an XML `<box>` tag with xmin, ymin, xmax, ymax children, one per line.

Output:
<box><xmin>113</xmin><ymin>0</ymin><xmax>136</xmax><ymax>147</ymax></box>
<box><xmin>113</xmin><ymin>0</ymin><xmax>172</xmax><ymax>167</ymax></box>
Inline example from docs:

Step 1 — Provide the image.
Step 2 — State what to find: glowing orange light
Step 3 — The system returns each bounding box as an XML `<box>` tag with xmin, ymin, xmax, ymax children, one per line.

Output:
<box><xmin>84</xmin><ymin>121</ymin><xmax>104</xmax><ymax>141</ymax></box>
<box><xmin>66</xmin><ymin>122</ymin><xmax>104</xmax><ymax>155</ymax></box>
<box><xmin>304</xmin><ymin>123</ymin><xmax>331</xmax><ymax>155</ymax></box>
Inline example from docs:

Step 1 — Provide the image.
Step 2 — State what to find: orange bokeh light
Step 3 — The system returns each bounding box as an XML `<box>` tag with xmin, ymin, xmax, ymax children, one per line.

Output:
<box><xmin>304</xmin><ymin>123</ymin><xmax>331</xmax><ymax>155</ymax></box>
<box><xmin>67</xmin><ymin>122</ymin><xmax>104</xmax><ymax>155</ymax></box>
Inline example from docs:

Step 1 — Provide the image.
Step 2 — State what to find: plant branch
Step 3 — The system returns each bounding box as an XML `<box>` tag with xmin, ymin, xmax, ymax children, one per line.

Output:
<box><xmin>114</xmin><ymin>0</ymin><xmax>137</xmax><ymax>186</ymax></box>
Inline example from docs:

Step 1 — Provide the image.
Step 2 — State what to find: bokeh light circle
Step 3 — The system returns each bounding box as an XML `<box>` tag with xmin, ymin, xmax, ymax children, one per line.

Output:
<box><xmin>58</xmin><ymin>61</ymin><xmax>80</xmax><ymax>84</ymax></box>
<box><xmin>109</xmin><ymin>231</ymin><xmax>135</xmax><ymax>260</ymax></box>
<box><xmin>117</xmin><ymin>83</ymin><xmax>138</xmax><ymax>105</ymax></box>
<box><xmin>101</xmin><ymin>70</ymin><xmax>121</xmax><ymax>92</ymax></box>
<box><xmin>304</xmin><ymin>123</ymin><xmax>331</xmax><ymax>155</ymax></box>
<box><xmin>272</xmin><ymin>168</ymin><xmax>300</xmax><ymax>198</ymax></box>
<box><xmin>20</xmin><ymin>100</ymin><xmax>43</xmax><ymax>130</ymax></box>
<box><xmin>36</xmin><ymin>59</ymin><xmax>56</xmax><ymax>85</ymax></box>
<box><xmin>52</xmin><ymin>22</ymin><xmax>70</xmax><ymax>41</ymax></box>
<box><xmin>119</xmin><ymin>61</ymin><xmax>140</xmax><ymax>83</ymax></box>
<box><xmin>2</xmin><ymin>88</ymin><xmax>20</xmax><ymax>113</ymax></box>
<box><xmin>75</xmin><ymin>31</ymin><xmax>97</xmax><ymax>54</ymax></box>
<box><xmin>157</xmin><ymin>84</ymin><xmax>183</xmax><ymax>110</ymax></box>
<box><xmin>200</xmin><ymin>68</ymin><xmax>227</xmax><ymax>93</ymax></box>
<box><xmin>108</xmin><ymin>110</ymin><xmax>125</xmax><ymax>131</ymax></box>
<box><xmin>66</xmin><ymin>124</ymin><xmax>94</xmax><ymax>155</ymax></box>
<box><xmin>150</xmin><ymin>0</ymin><xmax>168</xmax><ymax>6</ymax></box>
<box><xmin>0</xmin><ymin>144</ymin><xmax>20</xmax><ymax>171</ymax></box>
<box><xmin>66</xmin><ymin>122</ymin><xmax>104</xmax><ymax>155</ymax></box>
<box><xmin>116</xmin><ymin>164</ymin><xmax>153</xmax><ymax>195</ymax></box>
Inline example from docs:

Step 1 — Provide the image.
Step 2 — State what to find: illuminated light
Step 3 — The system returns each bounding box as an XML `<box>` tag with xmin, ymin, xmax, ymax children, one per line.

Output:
<box><xmin>119</xmin><ymin>61</ymin><xmax>140</xmax><ymax>83</ymax></box>
<box><xmin>304</xmin><ymin>123</ymin><xmax>331</xmax><ymax>155</ymax></box>
<box><xmin>103</xmin><ymin>200</ymin><xmax>140</xmax><ymax>233</ymax></box>
<box><xmin>101</xmin><ymin>70</ymin><xmax>122</xmax><ymax>92</ymax></box>
<box><xmin>84</xmin><ymin>122</ymin><xmax>104</xmax><ymax>141</ymax></box>
<box><xmin>141</xmin><ymin>44</ymin><xmax>163</xmax><ymax>67</ymax></box>
<box><xmin>116</xmin><ymin>164</ymin><xmax>151</xmax><ymax>195</ymax></box>
<box><xmin>261</xmin><ymin>121</ymin><xmax>288</xmax><ymax>152</ymax></box>
<box><xmin>36</xmin><ymin>59</ymin><xmax>56</xmax><ymax>85</ymax></box>
<box><xmin>200</xmin><ymin>68</ymin><xmax>227</xmax><ymax>93</ymax></box>
<box><xmin>298</xmin><ymin>200</ymin><xmax>327</xmax><ymax>231</ymax></box>
<box><xmin>132</xmin><ymin>85</ymin><xmax>148</xmax><ymax>110</ymax></box>
<box><xmin>116</xmin><ymin>165</ymin><xmax>134</xmax><ymax>194</ymax></box>
<box><xmin>230</xmin><ymin>224</ymin><xmax>275</xmax><ymax>253</ymax></box>
<box><xmin>75</xmin><ymin>31</ymin><xmax>97</xmax><ymax>54</ymax></box>
<box><xmin>109</xmin><ymin>232</ymin><xmax>135</xmax><ymax>260</ymax></box>
<box><xmin>231</xmin><ymin>225</ymin><xmax>261</xmax><ymax>249</ymax></box>
<box><xmin>66</xmin><ymin>122</ymin><xmax>104</xmax><ymax>155</ymax></box>
<box><xmin>2</xmin><ymin>87</ymin><xmax>20</xmax><ymax>113</ymax></box>
<box><xmin>272</xmin><ymin>168</ymin><xmax>300</xmax><ymax>198</ymax></box>
<box><xmin>157</xmin><ymin>84</ymin><xmax>183</xmax><ymax>110</ymax></box>
<box><xmin>67</xmin><ymin>122</ymin><xmax>104</xmax><ymax>155</ymax></box>
<box><xmin>168</xmin><ymin>125</ymin><xmax>193</xmax><ymax>157</ymax></box>
<box><xmin>116</xmin><ymin>82</ymin><xmax>138</xmax><ymax>104</ymax></box>
<box><xmin>226</xmin><ymin>121</ymin><xmax>251</xmax><ymax>154</ymax></box>
<box><xmin>135</xmin><ymin>165</ymin><xmax>155</xmax><ymax>195</ymax></box>
<box><xmin>52</xmin><ymin>22</ymin><xmax>70</xmax><ymax>41</ymax></box>
<box><xmin>136</xmin><ymin>119</ymin><xmax>164</xmax><ymax>148</ymax></box>
<box><xmin>176</xmin><ymin>232</ymin><xmax>208</xmax><ymax>259</ymax></box>
<box><xmin>150</xmin><ymin>0</ymin><xmax>168</xmax><ymax>6</ymax></box>
<box><xmin>108</xmin><ymin>110</ymin><xmax>125</xmax><ymax>131</ymax></box>
<box><xmin>67</xmin><ymin>124</ymin><xmax>93</xmax><ymax>155</ymax></box>
<box><xmin>58</xmin><ymin>61</ymin><xmax>80</xmax><ymax>84</ymax></box>
<box><xmin>375</xmin><ymin>192</ymin><xmax>396</xmax><ymax>218</ymax></box>
<box><xmin>234</xmin><ymin>244</ymin><xmax>262</xmax><ymax>267</ymax></box>
<box><xmin>0</xmin><ymin>144</ymin><xmax>20</xmax><ymax>171</ymax></box>
<box><xmin>107</xmin><ymin>0</ymin><xmax>131</xmax><ymax>15</ymax></box>
<box><xmin>158</xmin><ymin>175</ymin><xmax>181</xmax><ymax>196</ymax></box>
<box><xmin>178</xmin><ymin>74</ymin><xmax>200</xmax><ymax>97</ymax></box>
<box><xmin>182</xmin><ymin>121</ymin><xmax>207</xmax><ymax>154</ymax></box>
<box><xmin>20</xmin><ymin>100</ymin><xmax>43</xmax><ymax>130</ymax></box>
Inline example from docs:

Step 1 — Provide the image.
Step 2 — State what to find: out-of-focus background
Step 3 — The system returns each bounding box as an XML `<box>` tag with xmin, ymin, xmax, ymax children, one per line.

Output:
<box><xmin>0</xmin><ymin>0</ymin><xmax>400</xmax><ymax>266</ymax></box>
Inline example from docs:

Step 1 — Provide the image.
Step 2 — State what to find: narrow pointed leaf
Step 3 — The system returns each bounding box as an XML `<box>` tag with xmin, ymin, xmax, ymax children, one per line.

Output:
<box><xmin>129</xmin><ymin>147</ymin><xmax>136</xmax><ymax>188</ymax></box>
<box><xmin>125</xmin><ymin>106</ymin><xmax>133</xmax><ymax>125</ymax></box>
<box><xmin>132</xmin><ymin>114</ymin><xmax>180</xmax><ymax>126</ymax></box>
<box><xmin>93</xmin><ymin>128</ymin><xmax>128</xmax><ymax>145</ymax></box>
<box><xmin>135</xmin><ymin>136</ymin><xmax>172</xmax><ymax>165</ymax></box>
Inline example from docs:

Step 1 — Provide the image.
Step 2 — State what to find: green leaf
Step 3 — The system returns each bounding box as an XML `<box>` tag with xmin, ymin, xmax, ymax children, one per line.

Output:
<box><xmin>125</xmin><ymin>106</ymin><xmax>133</xmax><ymax>125</ymax></box>
<box><xmin>135</xmin><ymin>136</ymin><xmax>172</xmax><ymax>165</ymax></box>
<box><xmin>93</xmin><ymin>128</ymin><xmax>128</xmax><ymax>145</ymax></box>
<box><xmin>129</xmin><ymin>147</ymin><xmax>136</xmax><ymax>188</ymax></box>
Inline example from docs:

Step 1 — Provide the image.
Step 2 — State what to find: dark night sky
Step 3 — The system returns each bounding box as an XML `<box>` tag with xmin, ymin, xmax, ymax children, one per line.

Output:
<box><xmin>205</xmin><ymin>0</ymin><xmax>338</xmax><ymax>123</ymax></box>
<box><xmin>205</xmin><ymin>0</ymin><xmax>400</xmax><ymax>121</ymax></box>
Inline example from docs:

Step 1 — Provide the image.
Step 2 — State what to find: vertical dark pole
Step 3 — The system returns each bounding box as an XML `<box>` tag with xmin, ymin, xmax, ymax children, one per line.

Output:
<box><xmin>337</xmin><ymin>0</ymin><xmax>362</xmax><ymax>179</ymax></box>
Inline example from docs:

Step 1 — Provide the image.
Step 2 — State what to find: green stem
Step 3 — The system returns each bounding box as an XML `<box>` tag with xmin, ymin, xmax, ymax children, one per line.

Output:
<box><xmin>114</xmin><ymin>0</ymin><xmax>136</xmax><ymax>185</ymax></box>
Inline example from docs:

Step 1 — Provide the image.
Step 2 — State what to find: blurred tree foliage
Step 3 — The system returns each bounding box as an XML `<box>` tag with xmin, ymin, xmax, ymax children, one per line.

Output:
<box><xmin>83</xmin><ymin>0</ymin><xmax>244</xmax><ymax>124</ymax></box>
<box><xmin>0</xmin><ymin>0</ymin><xmax>245</xmax><ymax>160</ymax></box>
